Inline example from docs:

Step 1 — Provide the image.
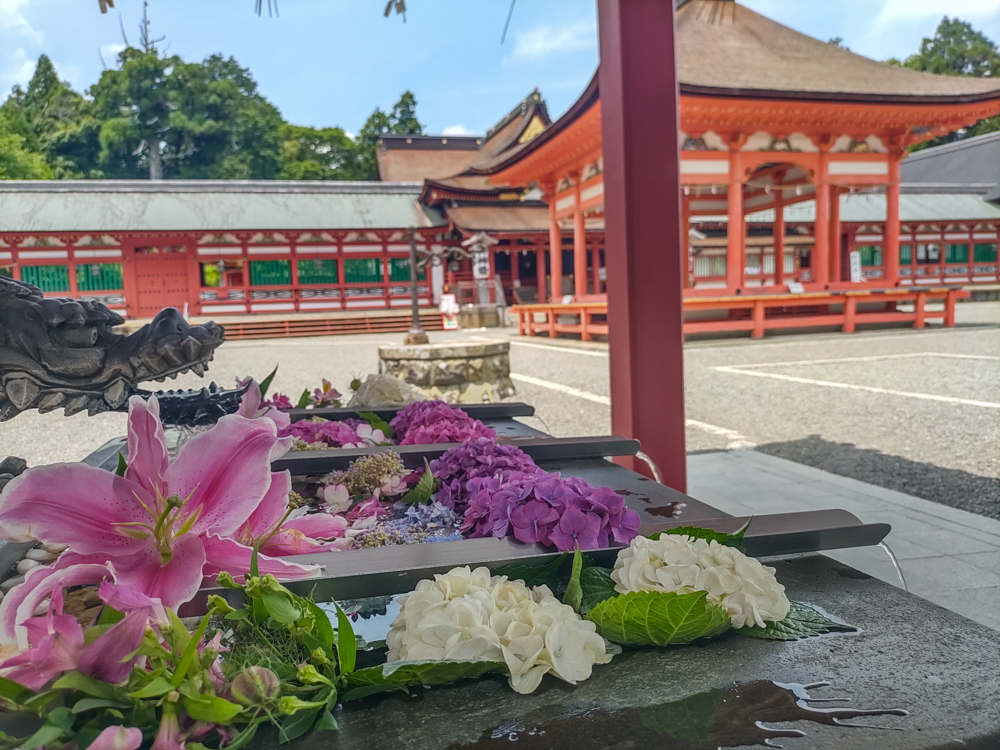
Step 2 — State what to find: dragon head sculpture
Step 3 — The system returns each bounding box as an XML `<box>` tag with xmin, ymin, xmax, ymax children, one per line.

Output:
<box><xmin>0</xmin><ymin>275</ymin><xmax>225</xmax><ymax>421</ymax></box>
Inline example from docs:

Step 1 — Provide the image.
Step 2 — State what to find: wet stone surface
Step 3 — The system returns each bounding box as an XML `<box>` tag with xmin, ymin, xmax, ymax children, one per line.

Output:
<box><xmin>273</xmin><ymin>554</ymin><xmax>1000</xmax><ymax>750</ymax></box>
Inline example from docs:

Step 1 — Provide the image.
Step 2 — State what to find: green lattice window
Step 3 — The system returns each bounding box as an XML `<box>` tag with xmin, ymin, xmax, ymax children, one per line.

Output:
<box><xmin>249</xmin><ymin>260</ymin><xmax>291</xmax><ymax>286</ymax></box>
<box><xmin>974</xmin><ymin>243</ymin><xmax>997</xmax><ymax>262</ymax></box>
<box><xmin>899</xmin><ymin>244</ymin><xmax>912</xmax><ymax>264</ymax></box>
<box><xmin>945</xmin><ymin>243</ymin><xmax>969</xmax><ymax>263</ymax></box>
<box><xmin>344</xmin><ymin>258</ymin><xmax>383</xmax><ymax>283</ymax></box>
<box><xmin>77</xmin><ymin>263</ymin><xmax>123</xmax><ymax>291</ymax></box>
<box><xmin>297</xmin><ymin>259</ymin><xmax>338</xmax><ymax>284</ymax></box>
<box><xmin>21</xmin><ymin>265</ymin><xmax>69</xmax><ymax>292</ymax></box>
<box><xmin>388</xmin><ymin>257</ymin><xmax>425</xmax><ymax>282</ymax></box>
<box><xmin>856</xmin><ymin>245</ymin><xmax>881</xmax><ymax>267</ymax></box>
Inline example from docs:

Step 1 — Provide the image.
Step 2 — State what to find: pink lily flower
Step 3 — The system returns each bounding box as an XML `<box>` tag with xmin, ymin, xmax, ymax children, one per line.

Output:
<box><xmin>233</xmin><ymin>471</ymin><xmax>349</xmax><ymax>558</ymax></box>
<box><xmin>0</xmin><ymin>581</ymin><xmax>164</xmax><ymax>690</ymax></box>
<box><xmin>237</xmin><ymin>378</ymin><xmax>292</xmax><ymax>430</ymax></box>
<box><xmin>310</xmin><ymin>379</ymin><xmax>342</xmax><ymax>407</ymax></box>
<box><xmin>0</xmin><ymin>396</ymin><xmax>320</xmax><ymax>645</ymax></box>
<box><xmin>87</xmin><ymin>725</ymin><xmax>143</xmax><ymax>750</ymax></box>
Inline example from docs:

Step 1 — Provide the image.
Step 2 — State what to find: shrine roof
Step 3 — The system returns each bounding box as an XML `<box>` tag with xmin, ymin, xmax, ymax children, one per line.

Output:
<box><xmin>676</xmin><ymin>1</ymin><xmax>1000</xmax><ymax>104</ymax></box>
<box><xmin>900</xmin><ymin>132</ymin><xmax>1000</xmax><ymax>202</ymax></box>
<box><xmin>0</xmin><ymin>181</ymin><xmax>445</xmax><ymax>233</ymax></box>
<box><xmin>463</xmin><ymin>89</ymin><xmax>553</xmax><ymax>174</ymax></box>
<box><xmin>375</xmin><ymin>135</ymin><xmax>483</xmax><ymax>181</ymax></box>
<box><xmin>444</xmin><ymin>204</ymin><xmax>551</xmax><ymax>233</ymax></box>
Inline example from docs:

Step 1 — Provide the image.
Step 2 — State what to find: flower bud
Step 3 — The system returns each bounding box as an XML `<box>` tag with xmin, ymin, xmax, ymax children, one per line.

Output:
<box><xmin>310</xmin><ymin>648</ymin><xmax>331</xmax><ymax>667</ymax></box>
<box><xmin>207</xmin><ymin>594</ymin><xmax>236</xmax><ymax>614</ymax></box>
<box><xmin>216</xmin><ymin>572</ymin><xmax>240</xmax><ymax>589</ymax></box>
<box><xmin>296</xmin><ymin>663</ymin><xmax>331</xmax><ymax>686</ymax></box>
<box><xmin>278</xmin><ymin>696</ymin><xmax>325</xmax><ymax>715</ymax></box>
<box><xmin>231</xmin><ymin>666</ymin><xmax>281</xmax><ymax>706</ymax></box>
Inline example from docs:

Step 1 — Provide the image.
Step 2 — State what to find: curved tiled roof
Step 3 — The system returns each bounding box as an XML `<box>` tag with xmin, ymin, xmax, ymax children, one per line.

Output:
<box><xmin>676</xmin><ymin>0</ymin><xmax>1000</xmax><ymax>103</ymax></box>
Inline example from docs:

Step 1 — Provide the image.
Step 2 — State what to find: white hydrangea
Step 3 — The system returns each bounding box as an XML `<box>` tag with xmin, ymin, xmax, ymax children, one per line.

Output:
<box><xmin>610</xmin><ymin>535</ymin><xmax>790</xmax><ymax>629</ymax></box>
<box><xmin>386</xmin><ymin>566</ymin><xmax>612</xmax><ymax>694</ymax></box>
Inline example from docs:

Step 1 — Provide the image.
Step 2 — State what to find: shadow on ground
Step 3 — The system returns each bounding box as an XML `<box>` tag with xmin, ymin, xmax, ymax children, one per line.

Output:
<box><xmin>753</xmin><ymin>435</ymin><xmax>1000</xmax><ymax>520</ymax></box>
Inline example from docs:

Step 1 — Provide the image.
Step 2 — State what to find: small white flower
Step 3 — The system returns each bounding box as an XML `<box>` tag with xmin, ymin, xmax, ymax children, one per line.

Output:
<box><xmin>387</xmin><ymin>566</ymin><xmax>612</xmax><ymax>694</ymax></box>
<box><xmin>611</xmin><ymin>535</ymin><xmax>790</xmax><ymax>629</ymax></box>
<box><xmin>322</xmin><ymin>484</ymin><xmax>351</xmax><ymax>513</ymax></box>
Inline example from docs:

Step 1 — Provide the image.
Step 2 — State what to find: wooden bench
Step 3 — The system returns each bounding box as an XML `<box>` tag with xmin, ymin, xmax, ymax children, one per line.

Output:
<box><xmin>510</xmin><ymin>287</ymin><xmax>969</xmax><ymax>341</ymax></box>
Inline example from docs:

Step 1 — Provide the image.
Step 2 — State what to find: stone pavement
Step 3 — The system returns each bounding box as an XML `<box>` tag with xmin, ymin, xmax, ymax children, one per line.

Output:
<box><xmin>688</xmin><ymin>449</ymin><xmax>1000</xmax><ymax>631</ymax></box>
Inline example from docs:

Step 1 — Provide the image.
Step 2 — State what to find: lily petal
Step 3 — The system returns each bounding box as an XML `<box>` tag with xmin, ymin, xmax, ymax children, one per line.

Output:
<box><xmin>111</xmin><ymin>535</ymin><xmax>207</xmax><ymax>611</ymax></box>
<box><xmin>0</xmin><ymin>464</ymin><xmax>152</xmax><ymax>555</ymax></box>
<box><xmin>87</xmin><ymin>726</ymin><xmax>143</xmax><ymax>750</ymax></box>
<box><xmin>1</xmin><ymin>563</ymin><xmax>113</xmax><ymax>649</ymax></box>
<box><xmin>283</xmin><ymin>513</ymin><xmax>348</xmax><ymax>540</ymax></box>
<box><xmin>124</xmin><ymin>395</ymin><xmax>169</xmax><ymax>501</ymax></box>
<box><xmin>260</xmin><ymin>529</ymin><xmax>341</xmax><ymax>556</ymax></box>
<box><xmin>243</xmin><ymin>472</ymin><xmax>293</xmax><ymax>540</ymax></box>
<box><xmin>78</xmin><ymin>608</ymin><xmax>155</xmax><ymax>684</ymax></box>
<box><xmin>98</xmin><ymin>581</ymin><xmax>167</xmax><ymax>625</ymax></box>
<box><xmin>167</xmin><ymin>415</ymin><xmax>281</xmax><ymax>537</ymax></box>
<box><xmin>237</xmin><ymin>381</ymin><xmax>263</xmax><ymax>419</ymax></box>
<box><xmin>202</xmin><ymin>534</ymin><xmax>321</xmax><ymax>582</ymax></box>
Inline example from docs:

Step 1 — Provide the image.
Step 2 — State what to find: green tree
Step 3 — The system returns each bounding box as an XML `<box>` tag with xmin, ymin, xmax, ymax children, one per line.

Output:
<box><xmin>277</xmin><ymin>124</ymin><xmax>360</xmax><ymax>180</ymax></box>
<box><xmin>0</xmin><ymin>114</ymin><xmax>53</xmax><ymax>179</ymax></box>
<box><xmin>887</xmin><ymin>17</ymin><xmax>1000</xmax><ymax>146</ymax></box>
<box><xmin>355</xmin><ymin>90</ymin><xmax>424</xmax><ymax>179</ymax></box>
<box><xmin>0</xmin><ymin>55</ymin><xmax>102</xmax><ymax>178</ymax></box>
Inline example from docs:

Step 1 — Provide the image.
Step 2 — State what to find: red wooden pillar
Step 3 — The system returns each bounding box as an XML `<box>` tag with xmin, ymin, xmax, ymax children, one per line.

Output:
<box><xmin>573</xmin><ymin>176</ymin><xmax>587</xmax><ymax>298</ymax></box>
<box><xmin>548</xmin><ymin>197</ymin><xmax>563</xmax><ymax>302</ymax></box>
<box><xmin>591</xmin><ymin>245</ymin><xmax>601</xmax><ymax>294</ymax></box>
<box><xmin>681</xmin><ymin>195</ymin><xmax>691</xmax><ymax>289</ymax></box>
<box><xmin>774</xmin><ymin>194</ymin><xmax>786</xmax><ymax>286</ymax></box>
<box><xmin>599</xmin><ymin>0</ymin><xmax>686</xmax><ymax>491</ymax></box>
<box><xmin>813</xmin><ymin>148</ymin><xmax>831</xmax><ymax>288</ymax></box>
<box><xmin>726</xmin><ymin>150</ymin><xmax>744</xmax><ymax>291</ymax></box>
<box><xmin>829</xmin><ymin>187</ymin><xmax>842</xmax><ymax>282</ymax></box>
<box><xmin>535</xmin><ymin>245</ymin><xmax>546</xmax><ymax>303</ymax></box>
<box><xmin>884</xmin><ymin>150</ymin><xmax>901</xmax><ymax>286</ymax></box>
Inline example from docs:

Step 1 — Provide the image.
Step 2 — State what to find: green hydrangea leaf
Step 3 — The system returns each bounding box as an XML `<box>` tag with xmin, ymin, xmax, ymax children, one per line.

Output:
<box><xmin>335</xmin><ymin>603</ymin><xmax>357</xmax><ymax>674</ymax></box>
<box><xmin>647</xmin><ymin>519</ymin><xmax>751</xmax><ymax>553</ymax></box>
<box><xmin>400</xmin><ymin>459</ymin><xmax>435</xmax><ymax>505</ymax></box>
<box><xmin>563</xmin><ymin>546</ymin><xmax>584</xmax><ymax>612</ymax></box>
<box><xmin>736</xmin><ymin>601</ymin><xmax>857</xmax><ymax>641</ymax></box>
<box><xmin>341</xmin><ymin>660</ymin><xmax>507</xmax><ymax>701</ymax></box>
<box><xmin>357</xmin><ymin>411</ymin><xmax>396</xmax><ymax>439</ymax></box>
<box><xmin>295</xmin><ymin>388</ymin><xmax>312</xmax><ymax>409</ymax></box>
<box><xmin>579</xmin><ymin>566</ymin><xmax>618</xmax><ymax>615</ymax></box>
<box><xmin>586</xmin><ymin>590</ymin><xmax>731</xmax><ymax>646</ymax></box>
<box><xmin>493</xmin><ymin>552</ymin><xmax>568</xmax><ymax>589</ymax></box>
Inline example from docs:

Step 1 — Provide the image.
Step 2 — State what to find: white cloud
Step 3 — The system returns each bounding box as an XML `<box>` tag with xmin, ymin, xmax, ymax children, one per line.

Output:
<box><xmin>507</xmin><ymin>18</ymin><xmax>596</xmax><ymax>62</ymax></box>
<box><xmin>100</xmin><ymin>43</ymin><xmax>126</xmax><ymax>64</ymax></box>
<box><xmin>442</xmin><ymin>124</ymin><xmax>475</xmax><ymax>136</ymax></box>
<box><xmin>0</xmin><ymin>0</ymin><xmax>43</xmax><ymax>45</ymax></box>
<box><xmin>0</xmin><ymin>47</ymin><xmax>34</xmax><ymax>92</ymax></box>
<box><xmin>874</xmin><ymin>0</ymin><xmax>999</xmax><ymax>25</ymax></box>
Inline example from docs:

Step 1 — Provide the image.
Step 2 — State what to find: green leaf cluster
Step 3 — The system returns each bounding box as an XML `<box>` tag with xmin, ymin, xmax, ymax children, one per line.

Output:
<box><xmin>399</xmin><ymin>459</ymin><xmax>436</xmax><ymax>504</ymax></box>
<box><xmin>647</xmin><ymin>518</ymin><xmax>750</xmax><ymax>552</ymax></box>
<box><xmin>586</xmin><ymin>590</ymin><xmax>731</xmax><ymax>646</ymax></box>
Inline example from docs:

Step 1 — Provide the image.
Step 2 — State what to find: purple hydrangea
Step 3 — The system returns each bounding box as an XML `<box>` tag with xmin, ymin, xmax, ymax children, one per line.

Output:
<box><xmin>390</xmin><ymin>400</ymin><xmax>497</xmax><ymax>445</ymax></box>
<box><xmin>459</xmin><ymin>470</ymin><xmax>641</xmax><ymax>552</ymax></box>
<box><xmin>428</xmin><ymin>438</ymin><xmax>542</xmax><ymax>512</ymax></box>
<box><xmin>278</xmin><ymin>419</ymin><xmax>363</xmax><ymax>449</ymax></box>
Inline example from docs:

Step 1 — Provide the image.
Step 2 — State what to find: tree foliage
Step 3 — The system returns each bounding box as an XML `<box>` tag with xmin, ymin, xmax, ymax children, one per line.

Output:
<box><xmin>1</xmin><ymin>27</ymin><xmax>422</xmax><ymax>181</ymax></box>
<box><xmin>887</xmin><ymin>17</ymin><xmax>1000</xmax><ymax>147</ymax></box>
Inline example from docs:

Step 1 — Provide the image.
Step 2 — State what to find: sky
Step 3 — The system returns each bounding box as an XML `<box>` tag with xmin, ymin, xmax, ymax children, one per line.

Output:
<box><xmin>1</xmin><ymin>0</ymin><xmax>999</xmax><ymax>137</ymax></box>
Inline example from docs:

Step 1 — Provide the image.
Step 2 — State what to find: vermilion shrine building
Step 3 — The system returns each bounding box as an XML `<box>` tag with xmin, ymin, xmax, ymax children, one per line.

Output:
<box><xmin>1</xmin><ymin>0</ymin><xmax>999</xmax><ymax>328</ymax></box>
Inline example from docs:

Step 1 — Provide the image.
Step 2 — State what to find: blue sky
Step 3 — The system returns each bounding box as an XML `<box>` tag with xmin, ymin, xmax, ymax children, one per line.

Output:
<box><xmin>2</xmin><ymin>0</ymin><xmax>999</xmax><ymax>136</ymax></box>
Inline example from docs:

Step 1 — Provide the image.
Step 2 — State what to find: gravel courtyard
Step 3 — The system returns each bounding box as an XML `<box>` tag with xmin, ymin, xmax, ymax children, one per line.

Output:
<box><xmin>3</xmin><ymin>301</ymin><xmax>997</xmax><ymax>519</ymax></box>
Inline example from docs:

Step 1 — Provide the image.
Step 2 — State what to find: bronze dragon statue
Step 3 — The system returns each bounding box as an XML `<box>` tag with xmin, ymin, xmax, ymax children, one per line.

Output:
<box><xmin>0</xmin><ymin>275</ymin><xmax>240</xmax><ymax>424</ymax></box>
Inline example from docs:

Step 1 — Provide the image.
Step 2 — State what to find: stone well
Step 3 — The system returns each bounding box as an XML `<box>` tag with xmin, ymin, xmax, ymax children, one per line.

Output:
<box><xmin>377</xmin><ymin>340</ymin><xmax>515</xmax><ymax>404</ymax></box>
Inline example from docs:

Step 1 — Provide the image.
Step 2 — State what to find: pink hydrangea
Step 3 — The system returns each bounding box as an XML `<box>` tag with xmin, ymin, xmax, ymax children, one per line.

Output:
<box><xmin>279</xmin><ymin>419</ymin><xmax>366</xmax><ymax>448</ymax></box>
<box><xmin>390</xmin><ymin>401</ymin><xmax>496</xmax><ymax>445</ymax></box>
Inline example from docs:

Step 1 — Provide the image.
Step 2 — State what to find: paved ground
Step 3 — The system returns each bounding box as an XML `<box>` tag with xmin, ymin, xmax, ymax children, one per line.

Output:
<box><xmin>689</xmin><ymin>450</ymin><xmax>1000</xmax><ymax>632</ymax></box>
<box><xmin>4</xmin><ymin>302</ymin><xmax>998</xmax><ymax>518</ymax></box>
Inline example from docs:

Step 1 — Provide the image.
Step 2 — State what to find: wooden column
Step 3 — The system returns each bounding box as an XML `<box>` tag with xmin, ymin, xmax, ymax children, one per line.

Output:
<box><xmin>535</xmin><ymin>246</ymin><xmax>546</xmax><ymax>303</ymax></box>
<box><xmin>573</xmin><ymin>176</ymin><xmax>587</xmax><ymax>298</ymax></box>
<box><xmin>681</xmin><ymin>195</ymin><xmax>691</xmax><ymax>288</ymax></box>
<box><xmin>599</xmin><ymin>0</ymin><xmax>686</xmax><ymax>490</ymax></box>
<box><xmin>812</xmin><ymin>147</ymin><xmax>831</xmax><ymax>288</ymax></box>
<box><xmin>548</xmin><ymin>192</ymin><xmax>563</xmax><ymax>302</ymax></box>
<box><xmin>773</xmin><ymin>194</ymin><xmax>786</xmax><ymax>286</ymax></box>
<box><xmin>510</xmin><ymin>248</ymin><xmax>520</xmax><ymax>289</ymax></box>
<box><xmin>884</xmin><ymin>150</ymin><xmax>901</xmax><ymax>286</ymax></box>
<box><xmin>829</xmin><ymin>187</ymin><xmax>842</xmax><ymax>283</ymax></box>
<box><xmin>726</xmin><ymin>149</ymin><xmax>744</xmax><ymax>291</ymax></box>
<box><xmin>591</xmin><ymin>245</ymin><xmax>601</xmax><ymax>294</ymax></box>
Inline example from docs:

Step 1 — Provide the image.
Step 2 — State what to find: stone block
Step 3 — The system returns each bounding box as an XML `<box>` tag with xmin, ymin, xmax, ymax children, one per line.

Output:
<box><xmin>377</xmin><ymin>340</ymin><xmax>516</xmax><ymax>404</ymax></box>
